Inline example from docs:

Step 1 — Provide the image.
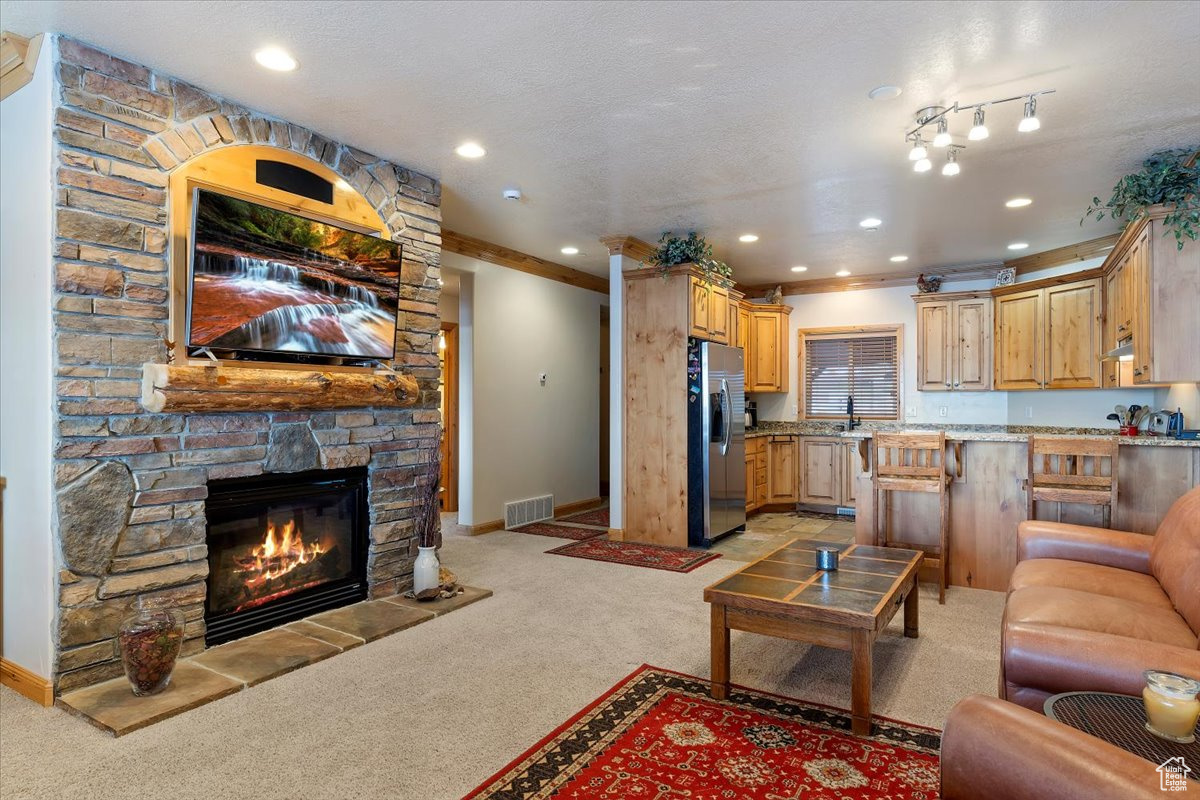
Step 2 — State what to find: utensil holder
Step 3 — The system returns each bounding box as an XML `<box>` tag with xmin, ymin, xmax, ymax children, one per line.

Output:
<box><xmin>1119</xmin><ymin>425</ymin><xmax>1139</xmax><ymax>436</ymax></box>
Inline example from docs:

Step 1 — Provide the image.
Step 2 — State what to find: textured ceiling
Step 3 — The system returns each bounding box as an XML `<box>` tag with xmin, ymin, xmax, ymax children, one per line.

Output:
<box><xmin>3</xmin><ymin>0</ymin><xmax>1198</xmax><ymax>285</ymax></box>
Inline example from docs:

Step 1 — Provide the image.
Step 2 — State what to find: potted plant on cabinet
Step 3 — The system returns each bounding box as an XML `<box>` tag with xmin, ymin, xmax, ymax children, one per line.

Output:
<box><xmin>645</xmin><ymin>231</ymin><xmax>733</xmax><ymax>284</ymax></box>
<box><xmin>1084</xmin><ymin>148</ymin><xmax>1199</xmax><ymax>250</ymax></box>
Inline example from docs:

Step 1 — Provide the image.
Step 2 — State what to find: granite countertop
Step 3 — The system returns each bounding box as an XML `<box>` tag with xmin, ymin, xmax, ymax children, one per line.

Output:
<box><xmin>744</xmin><ymin>421</ymin><xmax>1199</xmax><ymax>447</ymax></box>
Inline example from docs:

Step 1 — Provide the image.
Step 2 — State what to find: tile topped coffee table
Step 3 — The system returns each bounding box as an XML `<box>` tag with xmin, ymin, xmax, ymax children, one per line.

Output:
<box><xmin>704</xmin><ymin>538</ymin><xmax>923</xmax><ymax>735</ymax></box>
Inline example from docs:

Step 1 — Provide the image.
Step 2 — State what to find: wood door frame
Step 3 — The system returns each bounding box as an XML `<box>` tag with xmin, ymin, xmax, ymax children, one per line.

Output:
<box><xmin>440</xmin><ymin>322</ymin><xmax>459</xmax><ymax>512</ymax></box>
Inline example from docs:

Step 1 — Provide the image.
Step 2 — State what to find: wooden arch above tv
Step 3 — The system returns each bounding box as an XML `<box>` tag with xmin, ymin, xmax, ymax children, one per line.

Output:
<box><xmin>166</xmin><ymin>143</ymin><xmax>390</xmax><ymax>367</ymax></box>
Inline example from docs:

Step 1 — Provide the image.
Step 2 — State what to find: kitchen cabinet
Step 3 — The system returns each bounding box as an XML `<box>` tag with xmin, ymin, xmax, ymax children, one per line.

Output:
<box><xmin>1100</xmin><ymin>212</ymin><xmax>1199</xmax><ymax>385</ymax></box>
<box><xmin>746</xmin><ymin>303</ymin><xmax>791</xmax><ymax>393</ymax></box>
<box><xmin>798</xmin><ymin>436</ymin><xmax>861</xmax><ymax>509</ymax></box>
<box><xmin>993</xmin><ymin>274</ymin><xmax>1102</xmax><ymax>390</ymax></box>
<box><xmin>766</xmin><ymin>435</ymin><xmax>797</xmax><ymax>503</ymax></box>
<box><xmin>914</xmin><ymin>292</ymin><xmax>992</xmax><ymax>391</ymax></box>
<box><xmin>744</xmin><ymin>445</ymin><xmax>757</xmax><ymax>513</ymax></box>
<box><xmin>745</xmin><ymin>436</ymin><xmax>768</xmax><ymax>511</ymax></box>
<box><xmin>687</xmin><ymin>275</ymin><xmax>732</xmax><ymax>345</ymax></box>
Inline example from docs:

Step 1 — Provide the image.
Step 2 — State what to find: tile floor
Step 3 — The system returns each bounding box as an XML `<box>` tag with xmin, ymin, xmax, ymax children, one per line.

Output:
<box><xmin>711</xmin><ymin>511</ymin><xmax>857</xmax><ymax>562</ymax></box>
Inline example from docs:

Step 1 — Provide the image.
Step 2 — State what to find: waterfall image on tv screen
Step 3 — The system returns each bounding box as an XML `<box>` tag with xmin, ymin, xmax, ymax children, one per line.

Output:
<box><xmin>187</xmin><ymin>189</ymin><xmax>401</xmax><ymax>359</ymax></box>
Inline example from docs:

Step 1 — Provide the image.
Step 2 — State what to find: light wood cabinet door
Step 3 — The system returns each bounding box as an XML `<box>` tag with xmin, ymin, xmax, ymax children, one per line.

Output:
<box><xmin>688</xmin><ymin>277</ymin><xmax>710</xmax><ymax>338</ymax></box>
<box><xmin>994</xmin><ymin>288</ymin><xmax>1044</xmax><ymax>390</ymax></box>
<box><xmin>916</xmin><ymin>300</ymin><xmax>953</xmax><ymax>391</ymax></box>
<box><xmin>748</xmin><ymin>310</ymin><xmax>785</xmax><ymax>392</ymax></box>
<box><xmin>744</xmin><ymin>453</ymin><xmax>756</xmax><ymax>513</ymax></box>
<box><xmin>1103</xmin><ymin>269</ymin><xmax>1121</xmax><ymax>387</ymax></box>
<box><xmin>953</xmin><ymin>297</ymin><xmax>992</xmax><ymax>391</ymax></box>
<box><xmin>1130</xmin><ymin>229</ymin><xmax>1153</xmax><ymax>382</ymax></box>
<box><xmin>708</xmin><ymin>285</ymin><xmax>730</xmax><ymax>345</ymax></box>
<box><xmin>799</xmin><ymin>438</ymin><xmax>839</xmax><ymax>505</ymax></box>
<box><xmin>754</xmin><ymin>451</ymin><xmax>768</xmax><ymax>507</ymax></box>
<box><xmin>840</xmin><ymin>441</ymin><xmax>862</xmax><ymax>508</ymax></box>
<box><xmin>766</xmin><ymin>436</ymin><xmax>797</xmax><ymax>503</ymax></box>
<box><xmin>1045</xmin><ymin>279</ymin><xmax>1102</xmax><ymax>389</ymax></box>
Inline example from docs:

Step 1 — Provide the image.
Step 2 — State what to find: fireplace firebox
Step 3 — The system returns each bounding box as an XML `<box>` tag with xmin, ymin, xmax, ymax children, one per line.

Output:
<box><xmin>204</xmin><ymin>467</ymin><xmax>368</xmax><ymax>646</ymax></box>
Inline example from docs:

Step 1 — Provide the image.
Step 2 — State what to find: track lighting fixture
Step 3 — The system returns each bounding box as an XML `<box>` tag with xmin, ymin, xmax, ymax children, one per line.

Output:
<box><xmin>942</xmin><ymin>148</ymin><xmax>960</xmax><ymax>176</ymax></box>
<box><xmin>1018</xmin><ymin>96</ymin><xmax>1040</xmax><ymax>132</ymax></box>
<box><xmin>968</xmin><ymin>107</ymin><xmax>989</xmax><ymax>140</ymax></box>
<box><xmin>932</xmin><ymin>118</ymin><xmax>952</xmax><ymax>148</ymax></box>
<box><xmin>901</xmin><ymin>89</ymin><xmax>1053</xmax><ymax>171</ymax></box>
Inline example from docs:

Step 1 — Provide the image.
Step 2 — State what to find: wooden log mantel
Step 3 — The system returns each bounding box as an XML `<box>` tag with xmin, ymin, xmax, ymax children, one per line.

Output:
<box><xmin>140</xmin><ymin>363</ymin><xmax>420</xmax><ymax>413</ymax></box>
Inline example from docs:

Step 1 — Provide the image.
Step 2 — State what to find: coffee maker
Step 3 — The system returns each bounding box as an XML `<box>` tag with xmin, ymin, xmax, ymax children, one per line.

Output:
<box><xmin>745</xmin><ymin>400</ymin><xmax>758</xmax><ymax>431</ymax></box>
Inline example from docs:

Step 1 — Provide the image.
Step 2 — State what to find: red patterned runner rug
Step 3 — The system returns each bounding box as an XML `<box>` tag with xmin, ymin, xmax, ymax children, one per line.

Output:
<box><xmin>466</xmin><ymin>665</ymin><xmax>941</xmax><ymax>800</ymax></box>
<box><xmin>512</xmin><ymin>522</ymin><xmax>608</xmax><ymax>540</ymax></box>
<box><xmin>545</xmin><ymin>538</ymin><xmax>721</xmax><ymax>573</ymax></box>
<box><xmin>558</xmin><ymin>507</ymin><xmax>610</xmax><ymax>528</ymax></box>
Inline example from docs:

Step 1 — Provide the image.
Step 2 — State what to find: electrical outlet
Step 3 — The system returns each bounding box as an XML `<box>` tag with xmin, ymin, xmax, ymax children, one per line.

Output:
<box><xmin>1025</xmin><ymin>406</ymin><xmax>1034</xmax><ymax>419</ymax></box>
<box><xmin>539</xmin><ymin>372</ymin><xmax>547</xmax><ymax>386</ymax></box>
<box><xmin>938</xmin><ymin>406</ymin><xmax>948</xmax><ymax>418</ymax></box>
<box><xmin>791</xmin><ymin>403</ymin><xmax>798</xmax><ymax>415</ymax></box>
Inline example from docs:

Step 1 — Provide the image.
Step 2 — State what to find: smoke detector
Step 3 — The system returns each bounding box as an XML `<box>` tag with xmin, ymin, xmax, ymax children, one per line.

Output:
<box><xmin>502</xmin><ymin>188</ymin><xmax>522</xmax><ymax>201</ymax></box>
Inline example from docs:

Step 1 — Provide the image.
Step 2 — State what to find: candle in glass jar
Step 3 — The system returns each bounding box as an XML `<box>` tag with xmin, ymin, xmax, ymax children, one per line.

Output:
<box><xmin>1143</xmin><ymin>670</ymin><xmax>1200</xmax><ymax>743</ymax></box>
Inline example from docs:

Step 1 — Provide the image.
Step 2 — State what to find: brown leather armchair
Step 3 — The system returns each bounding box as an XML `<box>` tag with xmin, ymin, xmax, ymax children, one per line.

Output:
<box><xmin>1001</xmin><ymin>486</ymin><xmax>1200</xmax><ymax>711</ymax></box>
<box><xmin>941</xmin><ymin>695</ymin><xmax>1164</xmax><ymax>799</ymax></box>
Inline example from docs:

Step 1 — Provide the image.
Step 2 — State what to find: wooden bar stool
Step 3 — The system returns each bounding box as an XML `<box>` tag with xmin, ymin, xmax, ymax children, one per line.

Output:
<box><xmin>872</xmin><ymin>432</ymin><xmax>952</xmax><ymax>604</ymax></box>
<box><xmin>1027</xmin><ymin>437</ymin><xmax>1119</xmax><ymax>527</ymax></box>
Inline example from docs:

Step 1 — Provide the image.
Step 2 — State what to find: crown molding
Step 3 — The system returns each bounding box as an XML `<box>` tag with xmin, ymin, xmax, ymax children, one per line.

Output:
<box><xmin>442</xmin><ymin>229</ymin><xmax>608</xmax><ymax>294</ymax></box>
<box><xmin>741</xmin><ymin>262</ymin><xmax>1001</xmax><ymax>297</ymax></box>
<box><xmin>1</xmin><ymin>31</ymin><xmax>44</xmax><ymax>101</ymax></box>
<box><xmin>1003</xmin><ymin>233</ymin><xmax>1121</xmax><ymax>275</ymax></box>
<box><xmin>599</xmin><ymin>235</ymin><xmax>656</xmax><ymax>263</ymax></box>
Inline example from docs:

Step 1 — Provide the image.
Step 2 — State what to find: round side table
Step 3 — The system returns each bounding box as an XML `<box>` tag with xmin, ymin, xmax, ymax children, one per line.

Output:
<box><xmin>1045</xmin><ymin>691</ymin><xmax>1199</xmax><ymax>768</ymax></box>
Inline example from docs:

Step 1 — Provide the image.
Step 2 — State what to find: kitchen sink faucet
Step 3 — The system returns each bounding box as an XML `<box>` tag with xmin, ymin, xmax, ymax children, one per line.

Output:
<box><xmin>847</xmin><ymin>396</ymin><xmax>861</xmax><ymax>432</ymax></box>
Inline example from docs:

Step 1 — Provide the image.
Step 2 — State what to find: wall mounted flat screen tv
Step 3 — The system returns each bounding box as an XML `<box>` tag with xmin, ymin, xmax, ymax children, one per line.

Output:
<box><xmin>187</xmin><ymin>188</ymin><xmax>401</xmax><ymax>361</ymax></box>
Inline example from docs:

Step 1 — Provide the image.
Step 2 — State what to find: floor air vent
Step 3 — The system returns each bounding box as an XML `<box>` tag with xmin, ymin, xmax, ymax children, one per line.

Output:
<box><xmin>505</xmin><ymin>494</ymin><xmax>554</xmax><ymax>529</ymax></box>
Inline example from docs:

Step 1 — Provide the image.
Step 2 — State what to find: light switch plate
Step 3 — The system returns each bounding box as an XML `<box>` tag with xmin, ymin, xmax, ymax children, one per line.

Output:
<box><xmin>938</xmin><ymin>406</ymin><xmax>948</xmax><ymax>418</ymax></box>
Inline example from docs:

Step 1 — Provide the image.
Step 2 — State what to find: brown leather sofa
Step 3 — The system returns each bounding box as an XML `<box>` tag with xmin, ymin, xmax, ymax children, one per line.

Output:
<box><xmin>1001</xmin><ymin>485</ymin><xmax>1200</xmax><ymax>710</ymax></box>
<box><xmin>941</xmin><ymin>694</ymin><xmax>1163</xmax><ymax>799</ymax></box>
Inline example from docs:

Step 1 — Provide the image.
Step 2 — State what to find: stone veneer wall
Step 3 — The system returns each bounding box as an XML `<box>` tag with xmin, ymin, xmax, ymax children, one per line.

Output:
<box><xmin>48</xmin><ymin>37</ymin><xmax>442</xmax><ymax>692</ymax></box>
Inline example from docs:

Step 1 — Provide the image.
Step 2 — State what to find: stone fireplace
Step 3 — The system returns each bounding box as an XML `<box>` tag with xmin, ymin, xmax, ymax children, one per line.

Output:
<box><xmin>48</xmin><ymin>37</ymin><xmax>444</xmax><ymax>693</ymax></box>
<box><xmin>203</xmin><ymin>467</ymin><xmax>369</xmax><ymax>646</ymax></box>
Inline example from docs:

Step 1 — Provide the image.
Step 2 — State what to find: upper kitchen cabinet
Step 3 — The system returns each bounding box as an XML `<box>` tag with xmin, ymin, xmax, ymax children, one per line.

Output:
<box><xmin>1101</xmin><ymin>210</ymin><xmax>1200</xmax><ymax>385</ymax></box>
<box><xmin>687</xmin><ymin>274</ymin><xmax>735</xmax><ymax>345</ymax></box>
<box><xmin>993</xmin><ymin>273</ymin><xmax>1102</xmax><ymax>390</ymax></box>
<box><xmin>745</xmin><ymin>303</ymin><xmax>792</xmax><ymax>393</ymax></box>
<box><xmin>914</xmin><ymin>291</ymin><xmax>993</xmax><ymax>391</ymax></box>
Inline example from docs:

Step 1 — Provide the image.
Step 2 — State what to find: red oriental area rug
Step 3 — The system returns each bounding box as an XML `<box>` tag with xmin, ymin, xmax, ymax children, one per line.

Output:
<box><xmin>546</xmin><ymin>538</ymin><xmax>721</xmax><ymax>573</ymax></box>
<box><xmin>512</xmin><ymin>522</ymin><xmax>608</xmax><ymax>541</ymax></box>
<box><xmin>558</xmin><ymin>507</ymin><xmax>610</xmax><ymax>528</ymax></box>
<box><xmin>466</xmin><ymin>665</ymin><xmax>941</xmax><ymax>800</ymax></box>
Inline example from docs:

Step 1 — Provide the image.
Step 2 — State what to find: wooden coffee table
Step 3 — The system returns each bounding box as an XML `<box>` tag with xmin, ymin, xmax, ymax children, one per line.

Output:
<box><xmin>704</xmin><ymin>538</ymin><xmax>923</xmax><ymax>735</ymax></box>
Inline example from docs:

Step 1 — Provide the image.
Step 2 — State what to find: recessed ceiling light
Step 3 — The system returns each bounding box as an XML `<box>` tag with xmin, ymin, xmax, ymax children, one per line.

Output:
<box><xmin>560</xmin><ymin>246</ymin><xmax>579</xmax><ymax>255</ymax></box>
<box><xmin>868</xmin><ymin>85</ymin><xmax>902</xmax><ymax>100</ymax></box>
<box><xmin>790</xmin><ymin>265</ymin><xmax>808</xmax><ymax>273</ymax></box>
<box><xmin>859</xmin><ymin>218</ymin><xmax>882</xmax><ymax>228</ymax></box>
<box><xmin>738</xmin><ymin>234</ymin><xmax>759</xmax><ymax>243</ymax></box>
<box><xmin>455</xmin><ymin>142</ymin><xmax>486</xmax><ymax>159</ymax></box>
<box><xmin>836</xmin><ymin>269</ymin><xmax>852</xmax><ymax>277</ymax></box>
<box><xmin>1007</xmin><ymin>242</ymin><xmax>1030</xmax><ymax>250</ymax></box>
<box><xmin>890</xmin><ymin>255</ymin><xmax>908</xmax><ymax>262</ymax></box>
<box><xmin>254</xmin><ymin>47</ymin><xmax>298</xmax><ymax>72</ymax></box>
<box><xmin>1005</xmin><ymin>197</ymin><xmax>1033</xmax><ymax>208</ymax></box>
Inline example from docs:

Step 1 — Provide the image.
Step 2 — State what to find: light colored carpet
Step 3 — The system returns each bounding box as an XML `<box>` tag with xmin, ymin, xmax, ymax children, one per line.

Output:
<box><xmin>0</xmin><ymin>518</ymin><xmax>1004</xmax><ymax>800</ymax></box>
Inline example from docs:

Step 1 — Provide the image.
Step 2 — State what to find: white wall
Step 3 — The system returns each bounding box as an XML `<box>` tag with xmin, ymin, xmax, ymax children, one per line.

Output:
<box><xmin>0</xmin><ymin>40</ymin><xmax>56</xmax><ymax>678</ymax></box>
<box><xmin>754</xmin><ymin>257</ymin><xmax>1164</xmax><ymax>428</ymax></box>
<box><xmin>446</xmin><ymin>252</ymin><xmax>603</xmax><ymax>525</ymax></box>
<box><xmin>438</xmin><ymin>290</ymin><xmax>458</xmax><ymax>323</ymax></box>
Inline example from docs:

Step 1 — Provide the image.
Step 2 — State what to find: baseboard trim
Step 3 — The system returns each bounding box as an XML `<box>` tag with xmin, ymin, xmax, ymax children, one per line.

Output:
<box><xmin>607</xmin><ymin>528</ymin><xmax>624</xmax><ymax>541</ymax></box>
<box><xmin>555</xmin><ymin>496</ymin><xmax>602</xmax><ymax>517</ymax></box>
<box><xmin>1</xmin><ymin>657</ymin><xmax>54</xmax><ymax>707</ymax></box>
<box><xmin>468</xmin><ymin>518</ymin><xmax>505</xmax><ymax>535</ymax></box>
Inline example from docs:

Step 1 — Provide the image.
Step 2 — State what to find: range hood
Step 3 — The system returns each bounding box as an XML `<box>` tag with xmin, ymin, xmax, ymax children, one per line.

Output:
<box><xmin>1102</xmin><ymin>340</ymin><xmax>1134</xmax><ymax>361</ymax></box>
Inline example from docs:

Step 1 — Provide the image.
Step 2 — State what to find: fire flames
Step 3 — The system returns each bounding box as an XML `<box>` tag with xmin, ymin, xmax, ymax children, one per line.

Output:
<box><xmin>237</xmin><ymin>519</ymin><xmax>328</xmax><ymax>591</ymax></box>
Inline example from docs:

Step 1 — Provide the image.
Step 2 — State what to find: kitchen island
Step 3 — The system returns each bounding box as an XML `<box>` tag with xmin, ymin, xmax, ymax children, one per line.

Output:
<box><xmin>745</xmin><ymin>422</ymin><xmax>1199</xmax><ymax>591</ymax></box>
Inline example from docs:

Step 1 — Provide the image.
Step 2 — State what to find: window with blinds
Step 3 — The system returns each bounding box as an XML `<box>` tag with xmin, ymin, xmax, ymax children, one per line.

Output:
<box><xmin>802</xmin><ymin>329</ymin><xmax>901</xmax><ymax>419</ymax></box>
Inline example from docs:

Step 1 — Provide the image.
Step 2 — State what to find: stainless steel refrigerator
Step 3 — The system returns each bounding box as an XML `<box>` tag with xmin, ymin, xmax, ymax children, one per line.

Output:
<box><xmin>688</xmin><ymin>340</ymin><xmax>746</xmax><ymax>547</ymax></box>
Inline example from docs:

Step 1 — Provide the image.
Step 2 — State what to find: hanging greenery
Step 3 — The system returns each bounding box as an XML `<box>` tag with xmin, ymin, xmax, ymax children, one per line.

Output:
<box><xmin>1083</xmin><ymin>148</ymin><xmax>1200</xmax><ymax>250</ymax></box>
<box><xmin>644</xmin><ymin>231</ymin><xmax>734</xmax><ymax>284</ymax></box>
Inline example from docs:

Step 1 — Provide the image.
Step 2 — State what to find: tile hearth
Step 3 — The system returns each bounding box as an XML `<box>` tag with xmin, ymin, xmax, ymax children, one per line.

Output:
<box><xmin>58</xmin><ymin>587</ymin><xmax>492</xmax><ymax>736</ymax></box>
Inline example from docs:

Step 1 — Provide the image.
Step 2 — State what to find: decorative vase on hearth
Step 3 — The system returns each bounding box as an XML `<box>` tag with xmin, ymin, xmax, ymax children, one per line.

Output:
<box><xmin>413</xmin><ymin>546</ymin><xmax>441</xmax><ymax>596</ymax></box>
<box><xmin>118</xmin><ymin>598</ymin><xmax>184</xmax><ymax>696</ymax></box>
